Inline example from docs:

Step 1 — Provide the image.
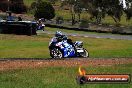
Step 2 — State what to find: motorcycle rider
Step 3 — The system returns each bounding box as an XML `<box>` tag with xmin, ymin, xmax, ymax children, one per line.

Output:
<box><xmin>50</xmin><ymin>31</ymin><xmax>73</xmax><ymax>46</ymax></box>
<box><xmin>50</xmin><ymin>31</ymin><xmax>65</xmax><ymax>45</ymax></box>
<box><xmin>37</xmin><ymin>18</ymin><xmax>45</xmax><ymax>31</ymax></box>
<box><xmin>55</xmin><ymin>31</ymin><xmax>66</xmax><ymax>42</ymax></box>
<box><xmin>49</xmin><ymin>31</ymin><xmax>74</xmax><ymax>48</ymax></box>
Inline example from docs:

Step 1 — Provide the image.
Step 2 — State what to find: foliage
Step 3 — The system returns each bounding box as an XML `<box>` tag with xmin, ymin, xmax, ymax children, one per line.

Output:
<box><xmin>79</xmin><ymin>19</ymin><xmax>89</xmax><ymax>28</ymax></box>
<box><xmin>34</xmin><ymin>1</ymin><xmax>55</xmax><ymax>20</ymax></box>
<box><xmin>48</xmin><ymin>0</ymin><xmax>58</xmax><ymax>4</ymax></box>
<box><xmin>61</xmin><ymin>0</ymin><xmax>84</xmax><ymax>25</ymax></box>
<box><xmin>124</xmin><ymin>5</ymin><xmax>132</xmax><ymax>20</ymax></box>
<box><xmin>30</xmin><ymin>1</ymin><xmax>37</xmax><ymax>9</ymax></box>
<box><xmin>10</xmin><ymin>3</ymin><xmax>27</xmax><ymax>13</ymax></box>
<box><xmin>0</xmin><ymin>1</ymin><xmax>8</xmax><ymax>12</ymax></box>
<box><xmin>24</xmin><ymin>0</ymin><xmax>132</xmax><ymax>26</ymax></box>
<box><xmin>56</xmin><ymin>16</ymin><xmax>64</xmax><ymax>24</ymax></box>
<box><xmin>81</xmin><ymin>0</ymin><xmax>123</xmax><ymax>23</ymax></box>
<box><xmin>0</xmin><ymin>0</ymin><xmax>27</xmax><ymax>13</ymax></box>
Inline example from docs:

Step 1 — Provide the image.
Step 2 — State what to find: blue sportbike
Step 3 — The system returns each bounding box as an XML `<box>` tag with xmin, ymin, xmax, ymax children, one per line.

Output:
<box><xmin>49</xmin><ymin>39</ymin><xmax>89</xmax><ymax>59</ymax></box>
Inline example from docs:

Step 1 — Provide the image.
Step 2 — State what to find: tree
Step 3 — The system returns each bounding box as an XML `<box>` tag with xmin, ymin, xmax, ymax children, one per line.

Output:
<box><xmin>124</xmin><ymin>7</ymin><xmax>132</xmax><ymax>20</ymax></box>
<box><xmin>48</xmin><ymin>0</ymin><xmax>58</xmax><ymax>4</ymax></box>
<box><xmin>123</xmin><ymin>0</ymin><xmax>132</xmax><ymax>20</ymax></box>
<box><xmin>61</xmin><ymin>0</ymin><xmax>76</xmax><ymax>25</ymax></box>
<box><xmin>34</xmin><ymin>1</ymin><xmax>55</xmax><ymax>20</ymax></box>
<box><xmin>74</xmin><ymin>0</ymin><xmax>83</xmax><ymax>22</ymax></box>
<box><xmin>10</xmin><ymin>0</ymin><xmax>27</xmax><ymax>13</ymax></box>
<box><xmin>0</xmin><ymin>0</ymin><xmax>8</xmax><ymax>12</ymax></box>
<box><xmin>0</xmin><ymin>0</ymin><xmax>27</xmax><ymax>13</ymax></box>
<box><xmin>61</xmin><ymin>0</ymin><xmax>83</xmax><ymax>25</ymax></box>
<box><xmin>81</xmin><ymin>0</ymin><xmax>123</xmax><ymax>23</ymax></box>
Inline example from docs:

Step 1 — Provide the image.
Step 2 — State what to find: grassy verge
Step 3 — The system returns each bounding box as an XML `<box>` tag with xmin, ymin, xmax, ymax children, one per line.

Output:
<box><xmin>0</xmin><ymin>64</ymin><xmax>132</xmax><ymax>88</ymax></box>
<box><xmin>0</xmin><ymin>34</ymin><xmax>132</xmax><ymax>58</ymax></box>
<box><xmin>23</xmin><ymin>0</ymin><xmax>35</xmax><ymax>7</ymax></box>
<box><xmin>44</xmin><ymin>27</ymin><xmax>125</xmax><ymax>36</ymax></box>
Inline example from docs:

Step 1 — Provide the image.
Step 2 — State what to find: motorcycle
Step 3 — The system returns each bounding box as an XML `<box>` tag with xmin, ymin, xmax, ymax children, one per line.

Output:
<box><xmin>49</xmin><ymin>39</ymin><xmax>89</xmax><ymax>59</ymax></box>
<box><xmin>36</xmin><ymin>18</ymin><xmax>45</xmax><ymax>31</ymax></box>
<box><xmin>37</xmin><ymin>23</ymin><xmax>45</xmax><ymax>31</ymax></box>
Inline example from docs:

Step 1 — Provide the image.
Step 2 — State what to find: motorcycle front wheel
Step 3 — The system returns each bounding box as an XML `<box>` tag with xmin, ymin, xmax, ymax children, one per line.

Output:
<box><xmin>50</xmin><ymin>48</ymin><xmax>63</xmax><ymax>59</ymax></box>
<box><xmin>79</xmin><ymin>49</ymin><xmax>89</xmax><ymax>58</ymax></box>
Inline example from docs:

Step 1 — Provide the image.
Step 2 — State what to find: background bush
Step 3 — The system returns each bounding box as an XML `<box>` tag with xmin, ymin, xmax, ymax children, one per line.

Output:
<box><xmin>34</xmin><ymin>1</ymin><xmax>55</xmax><ymax>20</ymax></box>
<box><xmin>79</xmin><ymin>19</ymin><xmax>89</xmax><ymax>28</ymax></box>
<box><xmin>56</xmin><ymin>16</ymin><xmax>64</xmax><ymax>24</ymax></box>
<box><xmin>0</xmin><ymin>0</ymin><xmax>27</xmax><ymax>13</ymax></box>
<box><xmin>0</xmin><ymin>1</ymin><xmax>8</xmax><ymax>12</ymax></box>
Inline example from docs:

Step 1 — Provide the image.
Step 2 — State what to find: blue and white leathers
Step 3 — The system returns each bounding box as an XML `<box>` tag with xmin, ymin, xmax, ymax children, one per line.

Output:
<box><xmin>55</xmin><ymin>40</ymin><xmax>76</xmax><ymax>57</ymax></box>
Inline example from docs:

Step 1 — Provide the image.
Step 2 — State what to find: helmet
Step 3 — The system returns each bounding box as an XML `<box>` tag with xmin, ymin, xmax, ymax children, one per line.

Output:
<box><xmin>55</xmin><ymin>31</ymin><xmax>62</xmax><ymax>37</ymax></box>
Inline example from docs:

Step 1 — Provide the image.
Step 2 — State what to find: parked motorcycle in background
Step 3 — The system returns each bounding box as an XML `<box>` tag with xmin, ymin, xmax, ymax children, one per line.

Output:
<box><xmin>37</xmin><ymin>18</ymin><xmax>45</xmax><ymax>31</ymax></box>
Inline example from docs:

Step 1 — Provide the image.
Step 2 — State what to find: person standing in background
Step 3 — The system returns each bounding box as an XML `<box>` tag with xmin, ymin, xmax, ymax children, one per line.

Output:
<box><xmin>18</xmin><ymin>16</ymin><xmax>22</xmax><ymax>21</ymax></box>
<box><xmin>7</xmin><ymin>12</ymin><xmax>14</xmax><ymax>21</ymax></box>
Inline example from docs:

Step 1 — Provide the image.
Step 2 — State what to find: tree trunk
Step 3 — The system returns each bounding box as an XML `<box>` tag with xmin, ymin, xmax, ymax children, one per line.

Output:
<box><xmin>70</xmin><ymin>5</ymin><xmax>76</xmax><ymax>25</ymax></box>
<box><xmin>71</xmin><ymin>13</ymin><xmax>75</xmax><ymax>25</ymax></box>
<box><xmin>78</xmin><ymin>13</ymin><xmax>81</xmax><ymax>22</ymax></box>
<box><xmin>111</xmin><ymin>16</ymin><xmax>118</xmax><ymax>23</ymax></box>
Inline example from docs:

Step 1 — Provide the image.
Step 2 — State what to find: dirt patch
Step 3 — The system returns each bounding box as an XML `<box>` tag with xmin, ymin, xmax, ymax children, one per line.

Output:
<box><xmin>0</xmin><ymin>58</ymin><xmax>132</xmax><ymax>71</ymax></box>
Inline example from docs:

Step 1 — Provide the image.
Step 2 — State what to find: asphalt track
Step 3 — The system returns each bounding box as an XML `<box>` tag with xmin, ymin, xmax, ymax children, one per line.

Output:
<box><xmin>37</xmin><ymin>31</ymin><xmax>132</xmax><ymax>40</ymax></box>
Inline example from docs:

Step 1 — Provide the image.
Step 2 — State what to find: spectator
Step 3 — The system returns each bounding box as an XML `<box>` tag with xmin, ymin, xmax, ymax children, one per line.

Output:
<box><xmin>18</xmin><ymin>16</ymin><xmax>22</xmax><ymax>21</ymax></box>
<box><xmin>7</xmin><ymin>12</ymin><xmax>14</xmax><ymax>21</ymax></box>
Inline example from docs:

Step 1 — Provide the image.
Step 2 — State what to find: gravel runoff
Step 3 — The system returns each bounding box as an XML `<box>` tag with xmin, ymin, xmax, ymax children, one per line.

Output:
<box><xmin>0</xmin><ymin>58</ymin><xmax>132</xmax><ymax>71</ymax></box>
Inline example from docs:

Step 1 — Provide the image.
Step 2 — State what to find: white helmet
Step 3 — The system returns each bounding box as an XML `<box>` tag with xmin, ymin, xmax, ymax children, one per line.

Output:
<box><xmin>55</xmin><ymin>31</ymin><xmax>62</xmax><ymax>37</ymax></box>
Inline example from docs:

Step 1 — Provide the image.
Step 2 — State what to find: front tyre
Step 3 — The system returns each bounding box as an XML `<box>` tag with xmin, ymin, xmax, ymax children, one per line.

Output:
<box><xmin>50</xmin><ymin>48</ymin><xmax>63</xmax><ymax>59</ymax></box>
<box><xmin>79</xmin><ymin>49</ymin><xmax>89</xmax><ymax>58</ymax></box>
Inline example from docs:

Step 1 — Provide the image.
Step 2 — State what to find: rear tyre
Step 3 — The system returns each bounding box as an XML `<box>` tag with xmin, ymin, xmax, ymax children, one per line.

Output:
<box><xmin>50</xmin><ymin>48</ymin><xmax>63</xmax><ymax>59</ymax></box>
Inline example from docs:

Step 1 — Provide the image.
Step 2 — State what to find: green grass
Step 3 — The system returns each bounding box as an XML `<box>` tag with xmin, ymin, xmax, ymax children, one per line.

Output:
<box><xmin>0</xmin><ymin>64</ymin><xmax>132</xmax><ymax>88</ymax></box>
<box><xmin>102</xmin><ymin>14</ymin><xmax>132</xmax><ymax>26</ymax></box>
<box><xmin>23</xmin><ymin>0</ymin><xmax>35</xmax><ymax>6</ymax></box>
<box><xmin>44</xmin><ymin>27</ymin><xmax>123</xmax><ymax>36</ymax></box>
<box><xmin>71</xmin><ymin>35</ymin><xmax>132</xmax><ymax>58</ymax></box>
<box><xmin>0</xmin><ymin>33</ymin><xmax>132</xmax><ymax>58</ymax></box>
<box><xmin>23</xmin><ymin>0</ymin><xmax>53</xmax><ymax>7</ymax></box>
<box><xmin>0</xmin><ymin>34</ymin><xmax>50</xmax><ymax>58</ymax></box>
